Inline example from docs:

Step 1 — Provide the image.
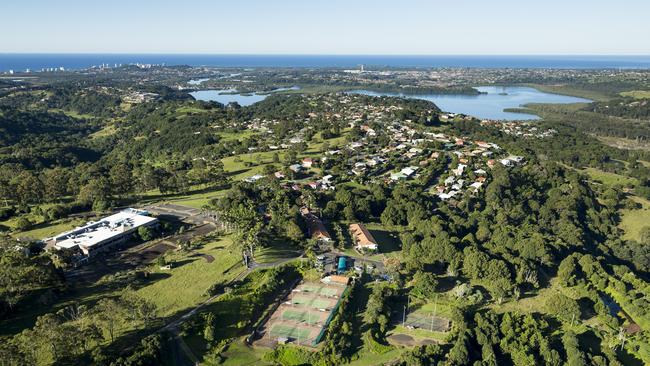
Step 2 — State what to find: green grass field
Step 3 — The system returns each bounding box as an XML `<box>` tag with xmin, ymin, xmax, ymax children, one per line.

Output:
<box><xmin>619</xmin><ymin>196</ymin><xmax>650</xmax><ymax>242</ymax></box>
<box><xmin>580</xmin><ymin>167</ymin><xmax>638</xmax><ymax>187</ymax></box>
<box><xmin>137</xmin><ymin>235</ymin><xmax>245</xmax><ymax>316</ymax></box>
<box><xmin>346</xmin><ymin>348</ymin><xmax>401</xmax><ymax>366</ymax></box>
<box><xmin>620</xmin><ymin>90</ymin><xmax>650</xmax><ymax>99</ymax></box>
<box><xmin>218</xmin><ymin>340</ymin><xmax>272</xmax><ymax>366</ymax></box>
<box><xmin>176</xmin><ymin>106</ymin><xmax>211</xmax><ymax>114</ymax></box>
<box><xmin>137</xmin><ymin>184</ymin><xmax>228</xmax><ymax>209</ymax></box>
<box><xmin>166</xmin><ymin>189</ymin><xmax>228</xmax><ymax>208</ymax></box>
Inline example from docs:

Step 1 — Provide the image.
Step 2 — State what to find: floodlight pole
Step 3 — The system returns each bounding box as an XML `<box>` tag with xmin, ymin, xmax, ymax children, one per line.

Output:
<box><xmin>434</xmin><ymin>298</ymin><xmax>438</xmax><ymax>317</ymax></box>
<box><xmin>407</xmin><ymin>295</ymin><xmax>410</xmax><ymax>313</ymax></box>
<box><xmin>402</xmin><ymin>305</ymin><xmax>406</xmax><ymax>326</ymax></box>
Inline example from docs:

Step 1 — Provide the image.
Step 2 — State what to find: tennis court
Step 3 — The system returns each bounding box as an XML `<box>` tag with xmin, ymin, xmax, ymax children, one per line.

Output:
<box><xmin>282</xmin><ymin>309</ymin><xmax>328</xmax><ymax>325</ymax></box>
<box><xmin>301</xmin><ymin>284</ymin><xmax>341</xmax><ymax>297</ymax></box>
<box><xmin>269</xmin><ymin>324</ymin><xmax>313</xmax><ymax>341</ymax></box>
<box><xmin>399</xmin><ymin>311</ymin><xmax>451</xmax><ymax>332</ymax></box>
<box><xmin>290</xmin><ymin>295</ymin><xmax>336</xmax><ymax>309</ymax></box>
<box><xmin>255</xmin><ymin>279</ymin><xmax>348</xmax><ymax>347</ymax></box>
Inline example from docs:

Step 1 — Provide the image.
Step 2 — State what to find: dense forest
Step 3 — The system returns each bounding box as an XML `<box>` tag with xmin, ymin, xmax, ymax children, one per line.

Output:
<box><xmin>586</xmin><ymin>97</ymin><xmax>650</xmax><ymax>120</ymax></box>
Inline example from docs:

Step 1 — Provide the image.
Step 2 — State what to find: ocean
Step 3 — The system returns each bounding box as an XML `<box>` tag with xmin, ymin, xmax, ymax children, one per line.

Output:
<box><xmin>2</xmin><ymin>54</ymin><xmax>650</xmax><ymax>72</ymax></box>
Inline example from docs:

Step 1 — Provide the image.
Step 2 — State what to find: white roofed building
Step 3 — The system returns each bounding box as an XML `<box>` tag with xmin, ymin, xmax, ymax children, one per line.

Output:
<box><xmin>46</xmin><ymin>208</ymin><xmax>158</xmax><ymax>257</ymax></box>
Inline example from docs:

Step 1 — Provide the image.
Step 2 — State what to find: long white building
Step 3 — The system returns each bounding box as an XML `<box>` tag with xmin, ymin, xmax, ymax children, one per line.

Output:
<box><xmin>46</xmin><ymin>208</ymin><xmax>158</xmax><ymax>257</ymax></box>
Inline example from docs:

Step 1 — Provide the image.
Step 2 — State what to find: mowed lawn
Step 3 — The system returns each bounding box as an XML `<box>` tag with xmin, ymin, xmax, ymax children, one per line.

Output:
<box><xmin>581</xmin><ymin>167</ymin><xmax>638</xmax><ymax>187</ymax></box>
<box><xmin>137</xmin><ymin>235</ymin><xmax>245</xmax><ymax>316</ymax></box>
<box><xmin>167</xmin><ymin>188</ymin><xmax>228</xmax><ymax>209</ymax></box>
<box><xmin>619</xmin><ymin>196</ymin><xmax>650</xmax><ymax>242</ymax></box>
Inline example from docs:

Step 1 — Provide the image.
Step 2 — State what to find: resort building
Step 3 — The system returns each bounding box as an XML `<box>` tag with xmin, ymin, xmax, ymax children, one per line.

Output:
<box><xmin>349</xmin><ymin>223</ymin><xmax>378</xmax><ymax>251</ymax></box>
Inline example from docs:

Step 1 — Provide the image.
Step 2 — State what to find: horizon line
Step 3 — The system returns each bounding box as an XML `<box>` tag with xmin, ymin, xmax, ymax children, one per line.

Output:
<box><xmin>2</xmin><ymin>52</ymin><xmax>650</xmax><ymax>57</ymax></box>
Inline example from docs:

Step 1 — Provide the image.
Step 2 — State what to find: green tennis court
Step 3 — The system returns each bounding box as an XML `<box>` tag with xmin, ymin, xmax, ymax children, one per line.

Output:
<box><xmin>291</xmin><ymin>296</ymin><xmax>333</xmax><ymax>309</ymax></box>
<box><xmin>270</xmin><ymin>324</ymin><xmax>312</xmax><ymax>340</ymax></box>
<box><xmin>301</xmin><ymin>285</ymin><xmax>341</xmax><ymax>297</ymax></box>
<box><xmin>282</xmin><ymin>309</ymin><xmax>322</xmax><ymax>325</ymax></box>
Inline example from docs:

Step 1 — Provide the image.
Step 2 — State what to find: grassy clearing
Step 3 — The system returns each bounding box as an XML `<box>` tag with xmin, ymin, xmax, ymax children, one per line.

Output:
<box><xmin>13</xmin><ymin>217</ymin><xmax>87</xmax><ymax>240</ymax></box>
<box><xmin>137</xmin><ymin>235</ymin><xmax>245</xmax><ymax>316</ymax></box>
<box><xmin>137</xmin><ymin>184</ymin><xmax>229</xmax><ymax>208</ymax></box>
<box><xmin>305</xmin><ymin>132</ymin><xmax>349</xmax><ymax>154</ymax></box>
<box><xmin>49</xmin><ymin>108</ymin><xmax>97</xmax><ymax>120</ymax></box>
<box><xmin>255</xmin><ymin>240</ymin><xmax>302</xmax><ymax>265</ymax></box>
<box><xmin>221</xmin><ymin>151</ymin><xmax>286</xmax><ymax>181</ymax></box>
<box><xmin>595</xmin><ymin>135</ymin><xmax>650</xmax><ymax>152</ymax></box>
<box><xmin>619</xmin><ymin>196</ymin><xmax>650</xmax><ymax>242</ymax></box>
<box><xmin>490</xmin><ymin>285</ymin><xmax>555</xmax><ymax>315</ymax></box>
<box><xmin>580</xmin><ymin>167</ymin><xmax>638</xmax><ymax>187</ymax></box>
<box><xmin>166</xmin><ymin>189</ymin><xmax>228</xmax><ymax>209</ymax></box>
<box><xmin>620</xmin><ymin>90</ymin><xmax>650</xmax><ymax>99</ymax></box>
<box><xmin>177</xmin><ymin>106</ymin><xmax>211</xmax><ymax>114</ymax></box>
<box><xmin>414</xmin><ymin>296</ymin><xmax>456</xmax><ymax>319</ymax></box>
<box><xmin>218</xmin><ymin>341</ymin><xmax>272</xmax><ymax>366</ymax></box>
<box><xmin>346</xmin><ymin>348</ymin><xmax>402</xmax><ymax>366</ymax></box>
<box><xmin>90</xmin><ymin>124</ymin><xmax>118</xmax><ymax>139</ymax></box>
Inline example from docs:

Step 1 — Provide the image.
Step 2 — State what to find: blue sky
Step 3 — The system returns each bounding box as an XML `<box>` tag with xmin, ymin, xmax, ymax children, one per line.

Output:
<box><xmin>2</xmin><ymin>0</ymin><xmax>649</xmax><ymax>54</ymax></box>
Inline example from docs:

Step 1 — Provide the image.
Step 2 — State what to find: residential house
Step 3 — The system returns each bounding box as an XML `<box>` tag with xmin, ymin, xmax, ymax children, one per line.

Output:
<box><xmin>302</xmin><ymin>158</ymin><xmax>314</xmax><ymax>168</ymax></box>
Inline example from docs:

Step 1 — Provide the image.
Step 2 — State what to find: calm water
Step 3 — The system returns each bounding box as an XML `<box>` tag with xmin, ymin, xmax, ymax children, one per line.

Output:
<box><xmin>352</xmin><ymin>86</ymin><xmax>591</xmax><ymax>120</ymax></box>
<box><xmin>2</xmin><ymin>54</ymin><xmax>650</xmax><ymax>72</ymax></box>
<box><xmin>187</xmin><ymin>78</ymin><xmax>210</xmax><ymax>85</ymax></box>
<box><xmin>190</xmin><ymin>89</ymin><xmax>268</xmax><ymax>106</ymax></box>
<box><xmin>190</xmin><ymin>86</ymin><xmax>300</xmax><ymax>106</ymax></box>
